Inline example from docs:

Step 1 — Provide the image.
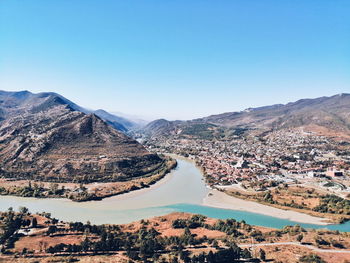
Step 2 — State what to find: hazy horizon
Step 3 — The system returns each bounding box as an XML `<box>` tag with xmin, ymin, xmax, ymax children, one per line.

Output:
<box><xmin>1</xmin><ymin>89</ymin><xmax>348</xmax><ymax>122</ymax></box>
<box><xmin>1</xmin><ymin>0</ymin><xmax>349</xmax><ymax>120</ymax></box>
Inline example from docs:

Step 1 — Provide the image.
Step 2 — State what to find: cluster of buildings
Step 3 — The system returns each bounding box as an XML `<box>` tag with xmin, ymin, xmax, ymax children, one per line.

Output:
<box><xmin>146</xmin><ymin>129</ymin><xmax>349</xmax><ymax>192</ymax></box>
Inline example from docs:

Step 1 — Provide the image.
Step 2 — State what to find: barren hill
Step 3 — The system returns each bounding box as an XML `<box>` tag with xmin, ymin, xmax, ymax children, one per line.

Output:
<box><xmin>0</xmin><ymin>90</ymin><xmax>164</xmax><ymax>182</ymax></box>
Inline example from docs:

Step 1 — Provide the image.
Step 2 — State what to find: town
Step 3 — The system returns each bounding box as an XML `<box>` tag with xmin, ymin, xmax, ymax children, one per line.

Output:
<box><xmin>145</xmin><ymin>129</ymin><xmax>350</xmax><ymax>221</ymax></box>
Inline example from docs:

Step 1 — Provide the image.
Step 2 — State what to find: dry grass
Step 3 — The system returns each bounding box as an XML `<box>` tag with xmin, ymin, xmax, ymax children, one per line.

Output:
<box><xmin>120</xmin><ymin>212</ymin><xmax>226</xmax><ymax>239</ymax></box>
<box><xmin>262</xmin><ymin>244</ymin><xmax>350</xmax><ymax>263</ymax></box>
<box><xmin>14</xmin><ymin>234</ymin><xmax>99</xmax><ymax>253</ymax></box>
<box><xmin>0</xmin><ymin>254</ymin><xmax>129</xmax><ymax>263</ymax></box>
<box><xmin>3</xmin><ymin>212</ymin><xmax>350</xmax><ymax>263</ymax></box>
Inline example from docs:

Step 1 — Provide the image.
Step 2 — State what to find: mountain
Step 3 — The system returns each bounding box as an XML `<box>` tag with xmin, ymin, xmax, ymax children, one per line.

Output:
<box><xmin>0</xmin><ymin>90</ymin><xmax>141</xmax><ymax>133</ymax></box>
<box><xmin>201</xmin><ymin>93</ymin><xmax>350</xmax><ymax>135</ymax></box>
<box><xmin>111</xmin><ymin>111</ymin><xmax>150</xmax><ymax>128</ymax></box>
<box><xmin>93</xmin><ymin>109</ymin><xmax>141</xmax><ymax>132</ymax></box>
<box><xmin>0</xmin><ymin>90</ymin><xmax>87</xmax><ymax>118</ymax></box>
<box><xmin>142</xmin><ymin>94</ymin><xmax>350</xmax><ymax>139</ymax></box>
<box><xmin>0</xmin><ymin>90</ymin><xmax>165</xmax><ymax>182</ymax></box>
<box><xmin>142</xmin><ymin>119</ymin><xmax>183</xmax><ymax>137</ymax></box>
<box><xmin>93</xmin><ymin>109</ymin><xmax>127</xmax><ymax>132</ymax></box>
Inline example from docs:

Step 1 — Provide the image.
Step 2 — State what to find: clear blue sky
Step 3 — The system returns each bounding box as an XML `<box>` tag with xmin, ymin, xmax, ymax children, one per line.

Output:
<box><xmin>1</xmin><ymin>0</ymin><xmax>349</xmax><ymax>120</ymax></box>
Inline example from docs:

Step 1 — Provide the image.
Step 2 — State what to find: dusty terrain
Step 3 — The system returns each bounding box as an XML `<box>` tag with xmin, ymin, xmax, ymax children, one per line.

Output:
<box><xmin>1</xmin><ymin>212</ymin><xmax>350</xmax><ymax>263</ymax></box>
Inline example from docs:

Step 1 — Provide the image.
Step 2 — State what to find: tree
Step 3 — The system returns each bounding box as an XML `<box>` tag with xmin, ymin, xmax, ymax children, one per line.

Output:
<box><xmin>31</xmin><ymin>217</ymin><xmax>38</xmax><ymax>228</ymax></box>
<box><xmin>259</xmin><ymin>248</ymin><xmax>266</xmax><ymax>261</ymax></box>
<box><xmin>299</xmin><ymin>254</ymin><xmax>326</xmax><ymax>263</ymax></box>
<box><xmin>79</xmin><ymin>183</ymin><xmax>87</xmax><ymax>191</ymax></box>
<box><xmin>19</xmin><ymin>206</ymin><xmax>29</xmax><ymax>214</ymax></box>
<box><xmin>179</xmin><ymin>250</ymin><xmax>190</xmax><ymax>262</ymax></box>
<box><xmin>241</xmin><ymin>248</ymin><xmax>251</xmax><ymax>259</ymax></box>
<box><xmin>184</xmin><ymin>227</ymin><xmax>191</xmax><ymax>236</ymax></box>
<box><xmin>81</xmin><ymin>237</ymin><xmax>90</xmax><ymax>251</ymax></box>
<box><xmin>47</xmin><ymin>225</ymin><xmax>57</xmax><ymax>236</ymax></box>
<box><xmin>207</xmin><ymin>251</ymin><xmax>215</xmax><ymax>262</ymax></box>
<box><xmin>49</xmin><ymin>183</ymin><xmax>59</xmax><ymax>194</ymax></box>
<box><xmin>297</xmin><ymin>234</ymin><xmax>304</xmax><ymax>242</ymax></box>
<box><xmin>23</xmin><ymin>219</ymin><xmax>31</xmax><ymax>227</ymax></box>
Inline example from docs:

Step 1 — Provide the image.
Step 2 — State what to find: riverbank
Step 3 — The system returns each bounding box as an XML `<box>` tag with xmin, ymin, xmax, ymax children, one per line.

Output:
<box><xmin>1</xmin><ymin>156</ymin><xmax>349</xmax><ymax>230</ymax></box>
<box><xmin>74</xmin><ymin>157</ymin><xmax>178</xmax><ymax>201</ymax></box>
<box><xmin>0</xmin><ymin>157</ymin><xmax>177</xmax><ymax>202</ymax></box>
<box><xmin>164</xmin><ymin>154</ymin><xmax>334</xmax><ymax>226</ymax></box>
<box><xmin>2</xmin><ymin>211</ymin><xmax>350</xmax><ymax>263</ymax></box>
<box><xmin>203</xmin><ymin>189</ymin><xmax>330</xmax><ymax>225</ymax></box>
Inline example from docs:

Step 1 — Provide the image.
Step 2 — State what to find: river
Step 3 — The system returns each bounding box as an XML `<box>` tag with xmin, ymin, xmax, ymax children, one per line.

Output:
<box><xmin>0</xmin><ymin>157</ymin><xmax>349</xmax><ymax>231</ymax></box>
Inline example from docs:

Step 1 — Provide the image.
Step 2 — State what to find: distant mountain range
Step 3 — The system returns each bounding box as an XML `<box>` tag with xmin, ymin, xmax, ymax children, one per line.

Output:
<box><xmin>142</xmin><ymin>93</ymin><xmax>350</xmax><ymax>139</ymax></box>
<box><xmin>0</xmin><ymin>90</ymin><xmax>163</xmax><ymax>182</ymax></box>
<box><xmin>93</xmin><ymin>109</ymin><xmax>136</xmax><ymax>132</ymax></box>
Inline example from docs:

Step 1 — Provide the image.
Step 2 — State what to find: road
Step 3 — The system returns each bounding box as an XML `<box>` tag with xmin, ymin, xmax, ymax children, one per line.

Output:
<box><xmin>238</xmin><ymin>242</ymin><xmax>350</xmax><ymax>254</ymax></box>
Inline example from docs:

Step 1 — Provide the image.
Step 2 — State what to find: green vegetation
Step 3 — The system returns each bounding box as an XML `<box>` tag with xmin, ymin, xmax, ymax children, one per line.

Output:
<box><xmin>172</xmin><ymin>214</ymin><xmax>206</xmax><ymax>229</ymax></box>
<box><xmin>171</xmin><ymin>215</ymin><xmax>265</xmax><ymax>241</ymax></box>
<box><xmin>229</xmin><ymin>188</ymin><xmax>350</xmax><ymax>223</ymax></box>
<box><xmin>0</xmin><ymin>208</ymin><xmax>24</xmax><ymax>251</ymax></box>
<box><xmin>299</xmin><ymin>254</ymin><xmax>326</xmax><ymax>263</ymax></box>
<box><xmin>0</xmin><ymin>157</ymin><xmax>177</xmax><ymax>202</ymax></box>
<box><xmin>313</xmin><ymin>194</ymin><xmax>350</xmax><ymax>215</ymax></box>
<box><xmin>45</xmin><ymin>216</ymin><xmax>253</xmax><ymax>262</ymax></box>
<box><xmin>1</xmin><ymin>209</ymin><xmax>347</xmax><ymax>263</ymax></box>
<box><xmin>0</xmin><ymin>182</ymin><xmax>66</xmax><ymax>198</ymax></box>
<box><xmin>180</xmin><ymin>124</ymin><xmax>224</xmax><ymax>140</ymax></box>
<box><xmin>188</xmin><ymin>246</ymin><xmax>248</xmax><ymax>263</ymax></box>
<box><xmin>0</xmin><ymin>210</ymin><xmax>256</xmax><ymax>262</ymax></box>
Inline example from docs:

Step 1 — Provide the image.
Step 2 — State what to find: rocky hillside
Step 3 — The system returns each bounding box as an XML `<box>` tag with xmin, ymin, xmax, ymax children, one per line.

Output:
<box><xmin>0</xmin><ymin>90</ymin><xmax>165</xmax><ymax>182</ymax></box>
<box><xmin>142</xmin><ymin>93</ymin><xmax>350</xmax><ymax>139</ymax></box>
<box><xmin>202</xmin><ymin>93</ymin><xmax>350</xmax><ymax>131</ymax></box>
<box><xmin>142</xmin><ymin>119</ymin><xmax>184</xmax><ymax>137</ymax></box>
<box><xmin>0</xmin><ymin>90</ymin><xmax>139</xmax><ymax>132</ymax></box>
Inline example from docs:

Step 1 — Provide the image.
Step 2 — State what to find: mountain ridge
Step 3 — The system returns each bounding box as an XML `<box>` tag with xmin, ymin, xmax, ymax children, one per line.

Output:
<box><xmin>142</xmin><ymin>93</ymin><xmax>350</xmax><ymax>139</ymax></box>
<box><xmin>0</xmin><ymin>90</ymin><xmax>165</xmax><ymax>183</ymax></box>
<box><xmin>0</xmin><ymin>90</ymin><xmax>141</xmax><ymax>132</ymax></box>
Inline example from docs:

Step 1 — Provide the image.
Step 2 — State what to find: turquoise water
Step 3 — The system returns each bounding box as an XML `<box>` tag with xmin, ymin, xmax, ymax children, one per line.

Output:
<box><xmin>164</xmin><ymin>204</ymin><xmax>350</xmax><ymax>232</ymax></box>
<box><xmin>0</xmin><ymin>157</ymin><xmax>349</xmax><ymax>231</ymax></box>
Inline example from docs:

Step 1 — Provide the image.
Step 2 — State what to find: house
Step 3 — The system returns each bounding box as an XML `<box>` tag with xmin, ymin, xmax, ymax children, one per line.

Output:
<box><xmin>326</xmin><ymin>167</ymin><xmax>344</xmax><ymax>177</ymax></box>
